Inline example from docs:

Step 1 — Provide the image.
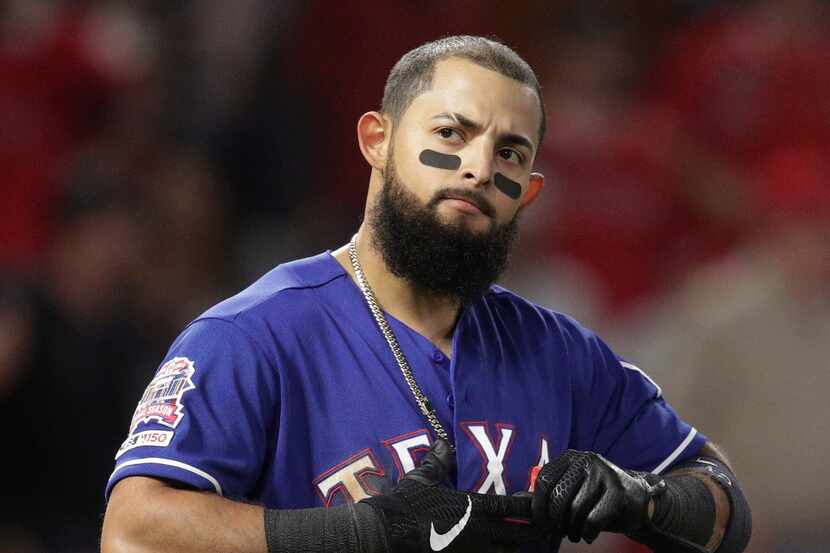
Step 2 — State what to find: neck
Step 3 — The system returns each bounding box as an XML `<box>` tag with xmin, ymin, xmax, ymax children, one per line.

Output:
<box><xmin>333</xmin><ymin>225</ymin><xmax>460</xmax><ymax>355</ymax></box>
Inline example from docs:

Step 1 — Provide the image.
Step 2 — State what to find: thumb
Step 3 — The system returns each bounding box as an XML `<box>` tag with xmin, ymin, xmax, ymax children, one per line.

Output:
<box><xmin>403</xmin><ymin>438</ymin><xmax>455</xmax><ymax>486</ymax></box>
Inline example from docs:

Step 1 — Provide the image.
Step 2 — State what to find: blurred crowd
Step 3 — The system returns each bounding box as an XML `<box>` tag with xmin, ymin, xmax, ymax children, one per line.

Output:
<box><xmin>0</xmin><ymin>1</ymin><xmax>827</xmax><ymax>552</ymax></box>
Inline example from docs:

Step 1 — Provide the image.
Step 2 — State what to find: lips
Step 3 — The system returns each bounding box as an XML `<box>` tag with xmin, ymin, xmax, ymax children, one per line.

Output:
<box><xmin>439</xmin><ymin>193</ymin><xmax>493</xmax><ymax>217</ymax></box>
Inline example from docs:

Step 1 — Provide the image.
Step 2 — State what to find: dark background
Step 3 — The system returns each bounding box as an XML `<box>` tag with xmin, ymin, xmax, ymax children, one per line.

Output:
<box><xmin>1</xmin><ymin>1</ymin><xmax>828</xmax><ymax>551</ymax></box>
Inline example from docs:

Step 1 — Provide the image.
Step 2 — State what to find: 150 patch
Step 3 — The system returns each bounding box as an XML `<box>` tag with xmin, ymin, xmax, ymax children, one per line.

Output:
<box><xmin>129</xmin><ymin>356</ymin><xmax>196</xmax><ymax>433</ymax></box>
<box><xmin>115</xmin><ymin>430</ymin><xmax>174</xmax><ymax>459</ymax></box>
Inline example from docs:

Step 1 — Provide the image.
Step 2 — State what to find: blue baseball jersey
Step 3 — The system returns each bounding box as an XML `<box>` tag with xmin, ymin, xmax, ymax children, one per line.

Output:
<box><xmin>106</xmin><ymin>251</ymin><xmax>705</xmax><ymax>509</ymax></box>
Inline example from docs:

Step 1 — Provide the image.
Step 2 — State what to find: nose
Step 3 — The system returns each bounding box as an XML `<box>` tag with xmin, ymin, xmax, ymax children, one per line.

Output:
<box><xmin>460</xmin><ymin>140</ymin><xmax>495</xmax><ymax>187</ymax></box>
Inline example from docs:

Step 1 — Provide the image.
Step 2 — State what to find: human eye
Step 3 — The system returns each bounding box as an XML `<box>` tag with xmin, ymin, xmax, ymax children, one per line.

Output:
<box><xmin>436</xmin><ymin>127</ymin><xmax>464</xmax><ymax>142</ymax></box>
<box><xmin>498</xmin><ymin>148</ymin><xmax>523</xmax><ymax>164</ymax></box>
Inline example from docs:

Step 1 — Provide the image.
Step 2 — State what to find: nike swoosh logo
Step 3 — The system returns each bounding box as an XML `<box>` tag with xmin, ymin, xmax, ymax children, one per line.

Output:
<box><xmin>429</xmin><ymin>495</ymin><xmax>472</xmax><ymax>551</ymax></box>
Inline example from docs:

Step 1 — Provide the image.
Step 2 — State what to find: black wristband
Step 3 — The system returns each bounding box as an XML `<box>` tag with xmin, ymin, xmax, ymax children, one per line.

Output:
<box><xmin>684</xmin><ymin>457</ymin><xmax>752</xmax><ymax>553</ymax></box>
<box><xmin>353</xmin><ymin>503</ymin><xmax>388</xmax><ymax>553</ymax></box>
<box><xmin>628</xmin><ymin>457</ymin><xmax>751</xmax><ymax>553</ymax></box>
<box><xmin>264</xmin><ymin>503</ymin><xmax>386</xmax><ymax>553</ymax></box>
<box><xmin>652</xmin><ymin>475</ymin><xmax>715</xmax><ymax>547</ymax></box>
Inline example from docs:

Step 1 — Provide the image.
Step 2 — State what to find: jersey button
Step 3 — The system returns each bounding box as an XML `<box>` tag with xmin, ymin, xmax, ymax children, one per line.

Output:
<box><xmin>446</xmin><ymin>393</ymin><xmax>455</xmax><ymax>409</ymax></box>
<box><xmin>432</xmin><ymin>350</ymin><xmax>445</xmax><ymax>363</ymax></box>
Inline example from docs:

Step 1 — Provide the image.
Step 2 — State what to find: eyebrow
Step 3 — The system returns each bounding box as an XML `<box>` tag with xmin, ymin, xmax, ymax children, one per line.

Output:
<box><xmin>431</xmin><ymin>112</ymin><xmax>535</xmax><ymax>154</ymax></box>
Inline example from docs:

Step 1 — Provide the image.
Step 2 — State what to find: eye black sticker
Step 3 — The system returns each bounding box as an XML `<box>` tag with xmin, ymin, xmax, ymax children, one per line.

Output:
<box><xmin>494</xmin><ymin>173</ymin><xmax>521</xmax><ymax>200</ymax></box>
<box><xmin>419</xmin><ymin>149</ymin><xmax>462</xmax><ymax>170</ymax></box>
<box><xmin>420</xmin><ymin>149</ymin><xmax>522</xmax><ymax>200</ymax></box>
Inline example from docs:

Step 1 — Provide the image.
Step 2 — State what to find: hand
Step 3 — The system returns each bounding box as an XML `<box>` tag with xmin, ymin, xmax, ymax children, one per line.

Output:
<box><xmin>531</xmin><ymin>450</ymin><xmax>666</xmax><ymax>544</ymax></box>
<box><xmin>360</xmin><ymin>439</ymin><xmax>547</xmax><ymax>552</ymax></box>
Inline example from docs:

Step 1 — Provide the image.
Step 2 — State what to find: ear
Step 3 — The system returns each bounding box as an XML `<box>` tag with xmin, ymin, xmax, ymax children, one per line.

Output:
<box><xmin>357</xmin><ymin>111</ymin><xmax>391</xmax><ymax>171</ymax></box>
<box><xmin>520</xmin><ymin>172</ymin><xmax>545</xmax><ymax>208</ymax></box>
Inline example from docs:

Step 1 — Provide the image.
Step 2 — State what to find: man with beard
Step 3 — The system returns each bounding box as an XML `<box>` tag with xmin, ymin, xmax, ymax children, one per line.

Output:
<box><xmin>102</xmin><ymin>37</ymin><xmax>750</xmax><ymax>553</ymax></box>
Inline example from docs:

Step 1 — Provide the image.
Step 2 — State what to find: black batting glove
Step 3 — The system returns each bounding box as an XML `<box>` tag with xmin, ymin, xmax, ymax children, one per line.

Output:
<box><xmin>531</xmin><ymin>450</ymin><xmax>667</xmax><ymax>544</ymax></box>
<box><xmin>360</xmin><ymin>439</ymin><xmax>548</xmax><ymax>552</ymax></box>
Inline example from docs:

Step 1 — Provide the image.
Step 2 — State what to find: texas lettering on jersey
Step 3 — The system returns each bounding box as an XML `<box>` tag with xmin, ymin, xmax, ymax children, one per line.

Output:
<box><xmin>313</xmin><ymin>425</ymin><xmax>549</xmax><ymax>505</ymax></box>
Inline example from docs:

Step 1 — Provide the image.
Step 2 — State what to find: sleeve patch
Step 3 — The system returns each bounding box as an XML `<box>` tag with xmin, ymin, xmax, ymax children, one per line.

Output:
<box><xmin>130</xmin><ymin>356</ymin><xmax>196</xmax><ymax>433</ymax></box>
<box><xmin>115</xmin><ymin>430</ymin><xmax>174</xmax><ymax>459</ymax></box>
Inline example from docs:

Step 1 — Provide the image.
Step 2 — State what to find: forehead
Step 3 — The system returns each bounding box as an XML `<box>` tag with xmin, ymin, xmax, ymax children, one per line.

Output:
<box><xmin>403</xmin><ymin>57</ymin><xmax>541</xmax><ymax>146</ymax></box>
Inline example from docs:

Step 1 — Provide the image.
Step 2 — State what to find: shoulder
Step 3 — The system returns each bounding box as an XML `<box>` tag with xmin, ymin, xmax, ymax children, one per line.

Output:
<box><xmin>479</xmin><ymin>285</ymin><xmax>636</xmax><ymax>385</ymax></box>
<box><xmin>482</xmin><ymin>285</ymin><xmax>600</xmax><ymax>346</ymax></box>
<box><xmin>192</xmin><ymin>251</ymin><xmax>347</xmax><ymax>336</ymax></box>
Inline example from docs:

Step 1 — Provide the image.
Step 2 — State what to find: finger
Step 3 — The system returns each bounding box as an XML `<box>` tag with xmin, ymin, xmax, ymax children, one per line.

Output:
<box><xmin>581</xmin><ymin>486</ymin><xmax>622</xmax><ymax>543</ymax></box>
<box><xmin>536</xmin><ymin>452</ymin><xmax>578</xmax><ymax>488</ymax></box>
<box><xmin>531</xmin><ymin>465</ymin><xmax>565</xmax><ymax>525</ymax></box>
<box><xmin>531</xmin><ymin>484</ymin><xmax>549</xmax><ymax>527</ymax></box>
<box><xmin>403</xmin><ymin>438</ymin><xmax>455</xmax><ymax>485</ymax></box>
<box><xmin>548</xmin><ymin>462</ymin><xmax>589</xmax><ymax>533</ymax></box>
<box><xmin>568</xmin><ymin>465</ymin><xmax>605</xmax><ymax>543</ymax></box>
<box><xmin>532</xmin><ymin>451</ymin><xmax>588</xmax><ymax>528</ymax></box>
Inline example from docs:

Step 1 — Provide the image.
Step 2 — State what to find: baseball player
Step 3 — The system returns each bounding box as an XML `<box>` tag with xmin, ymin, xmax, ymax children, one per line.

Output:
<box><xmin>102</xmin><ymin>36</ymin><xmax>751</xmax><ymax>553</ymax></box>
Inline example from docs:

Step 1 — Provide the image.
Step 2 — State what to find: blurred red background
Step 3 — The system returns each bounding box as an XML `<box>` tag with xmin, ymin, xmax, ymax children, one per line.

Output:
<box><xmin>1</xmin><ymin>1</ymin><xmax>828</xmax><ymax>551</ymax></box>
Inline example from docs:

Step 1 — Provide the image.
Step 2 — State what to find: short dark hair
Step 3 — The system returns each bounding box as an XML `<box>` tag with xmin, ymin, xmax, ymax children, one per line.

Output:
<box><xmin>381</xmin><ymin>35</ymin><xmax>546</xmax><ymax>147</ymax></box>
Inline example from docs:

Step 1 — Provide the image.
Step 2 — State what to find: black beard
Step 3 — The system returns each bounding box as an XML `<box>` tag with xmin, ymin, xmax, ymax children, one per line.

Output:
<box><xmin>369</xmin><ymin>161</ymin><xmax>519</xmax><ymax>305</ymax></box>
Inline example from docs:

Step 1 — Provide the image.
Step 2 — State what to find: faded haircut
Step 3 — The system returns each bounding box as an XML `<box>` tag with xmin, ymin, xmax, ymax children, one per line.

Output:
<box><xmin>381</xmin><ymin>35</ymin><xmax>546</xmax><ymax>146</ymax></box>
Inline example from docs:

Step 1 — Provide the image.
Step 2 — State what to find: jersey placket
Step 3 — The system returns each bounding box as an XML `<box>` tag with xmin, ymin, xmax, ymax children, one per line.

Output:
<box><xmin>448</xmin><ymin>304</ymin><xmax>520</xmax><ymax>496</ymax></box>
<box><xmin>385</xmin><ymin>314</ymin><xmax>456</xmax><ymax>450</ymax></box>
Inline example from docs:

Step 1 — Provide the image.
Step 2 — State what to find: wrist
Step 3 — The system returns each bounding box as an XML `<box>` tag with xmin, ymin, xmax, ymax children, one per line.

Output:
<box><xmin>264</xmin><ymin>504</ymin><xmax>378</xmax><ymax>553</ymax></box>
<box><xmin>353</xmin><ymin>502</ymin><xmax>388</xmax><ymax>553</ymax></box>
<box><xmin>651</xmin><ymin>476</ymin><xmax>715</xmax><ymax>540</ymax></box>
<box><xmin>627</xmin><ymin>474</ymin><xmax>714</xmax><ymax>553</ymax></box>
<box><xmin>623</xmin><ymin>469</ymin><xmax>666</xmax><ymax>530</ymax></box>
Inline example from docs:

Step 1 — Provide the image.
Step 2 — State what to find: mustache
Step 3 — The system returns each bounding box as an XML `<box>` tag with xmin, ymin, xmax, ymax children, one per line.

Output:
<box><xmin>428</xmin><ymin>188</ymin><xmax>496</xmax><ymax>218</ymax></box>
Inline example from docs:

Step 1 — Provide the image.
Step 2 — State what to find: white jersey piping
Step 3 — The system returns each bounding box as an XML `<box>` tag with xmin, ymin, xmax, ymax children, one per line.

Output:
<box><xmin>109</xmin><ymin>457</ymin><xmax>223</xmax><ymax>495</ymax></box>
<box><xmin>620</xmin><ymin>361</ymin><xmax>663</xmax><ymax>398</ymax></box>
<box><xmin>651</xmin><ymin>427</ymin><xmax>698</xmax><ymax>475</ymax></box>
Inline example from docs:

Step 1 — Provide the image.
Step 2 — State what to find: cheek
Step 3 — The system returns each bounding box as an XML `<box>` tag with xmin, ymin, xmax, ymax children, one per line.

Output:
<box><xmin>491</xmin><ymin>194</ymin><xmax>521</xmax><ymax>225</ymax></box>
<box><xmin>394</xmin><ymin>153</ymin><xmax>443</xmax><ymax>200</ymax></box>
<box><xmin>493</xmin><ymin>172</ymin><xmax>522</xmax><ymax>200</ymax></box>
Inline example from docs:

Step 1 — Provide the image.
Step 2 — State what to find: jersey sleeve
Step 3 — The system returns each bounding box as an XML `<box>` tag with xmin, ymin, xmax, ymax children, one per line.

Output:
<box><xmin>105</xmin><ymin>317</ymin><xmax>279</xmax><ymax>500</ymax></box>
<box><xmin>568</xmin><ymin>325</ymin><xmax>706</xmax><ymax>473</ymax></box>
